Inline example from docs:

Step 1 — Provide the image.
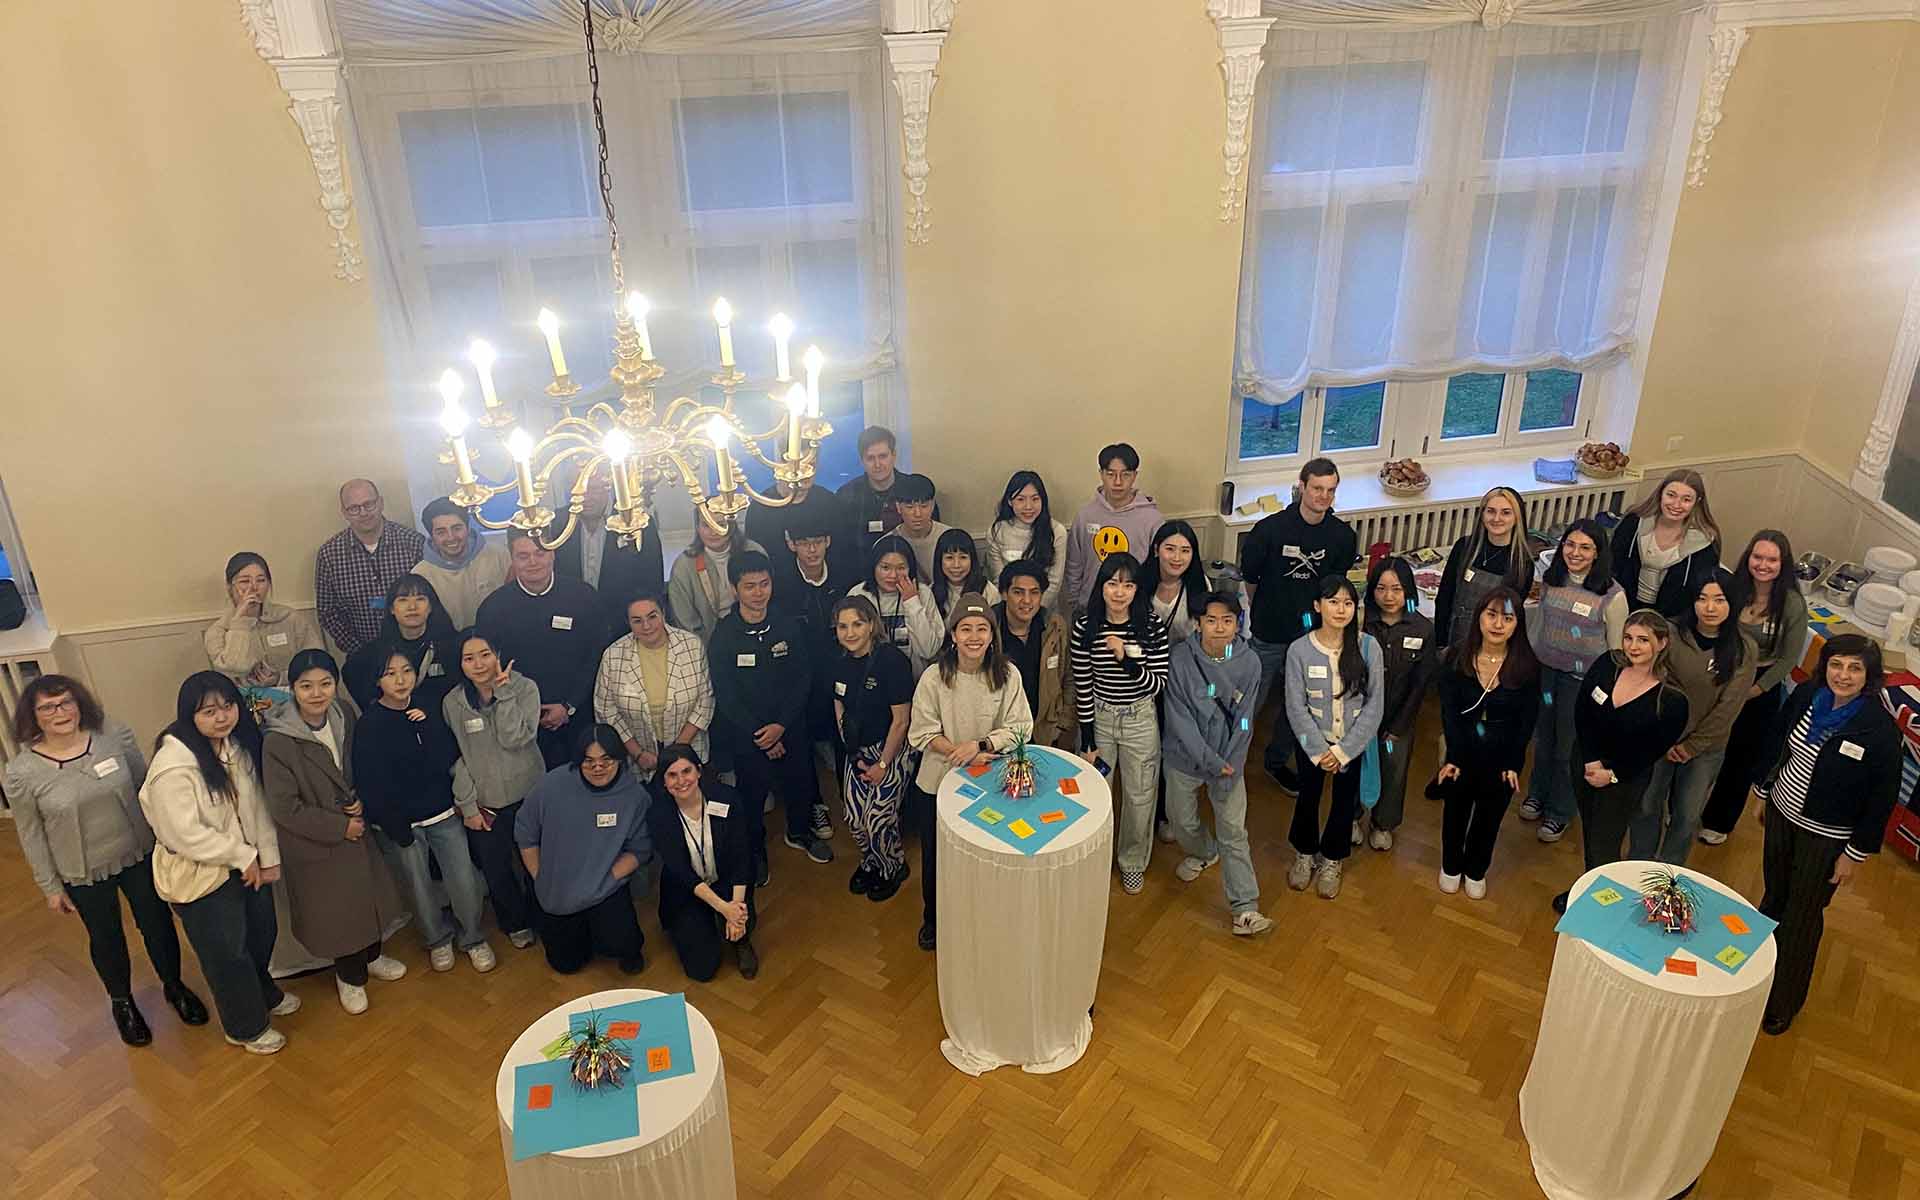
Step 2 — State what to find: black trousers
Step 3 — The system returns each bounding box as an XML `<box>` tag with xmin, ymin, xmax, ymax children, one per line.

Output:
<box><xmin>334</xmin><ymin>939</ymin><xmax>383</xmax><ymax>986</ymax></box>
<box><xmin>172</xmin><ymin>872</ymin><xmax>281</xmax><ymax>1041</ymax></box>
<box><xmin>911</xmin><ymin>783</ymin><xmax>937</xmax><ymax>927</ymax></box>
<box><xmin>466</xmin><ymin>801</ymin><xmax>533</xmax><ymax>936</ymax></box>
<box><xmin>663</xmin><ymin>898</ymin><xmax>757</xmax><ymax>983</ymax></box>
<box><xmin>541</xmin><ymin>883</ymin><xmax>644</xmax><ymax>974</ymax></box>
<box><xmin>1575</xmin><ymin>762</ymin><xmax>1659</xmax><ymax>873</ymax></box>
<box><xmin>732</xmin><ymin>732</ymin><xmax>820</xmax><ymax>868</ymax></box>
<box><xmin>1701</xmin><ymin>684</ymin><xmax>1784</xmax><ymax>835</ymax></box>
<box><xmin>1291</xmin><ymin>747</ymin><xmax>1361</xmax><ymax>862</ymax></box>
<box><xmin>64</xmin><ymin>855</ymin><xmax>182</xmax><ymax>1000</ymax></box>
<box><xmin>1759</xmin><ymin>803</ymin><xmax>1847</xmax><ymax>1024</ymax></box>
<box><xmin>1438</xmin><ymin>766</ymin><xmax>1515</xmax><ymax>881</ymax></box>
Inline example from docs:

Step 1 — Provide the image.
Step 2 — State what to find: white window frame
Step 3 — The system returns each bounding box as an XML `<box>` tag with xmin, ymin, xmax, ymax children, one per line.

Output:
<box><xmin>0</xmin><ymin>475</ymin><xmax>34</xmax><ymax>610</ymax></box>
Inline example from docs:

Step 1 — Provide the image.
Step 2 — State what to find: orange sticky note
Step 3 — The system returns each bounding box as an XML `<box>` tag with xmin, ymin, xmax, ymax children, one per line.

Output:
<box><xmin>1720</xmin><ymin>913</ymin><xmax>1750</xmax><ymax>936</ymax></box>
<box><xmin>606</xmin><ymin>1020</ymin><xmax>639</xmax><ymax>1039</ymax></box>
<box><xmin>1040</xmin><ymin>810</ymin><xmax>1066</xmax><ymax>824</ymax></box>
<box><xmin>647</xmin><ymin>1046</ymin><xmax>672</xmax><ymax>1073</ymax></box>
<box><xmin>527</xmin><ymin>1084</ymin><xmax>554</xmax><ymax>1110</ymax></box>
<box><xmin>1664</xmin><ymin>957</ymin><xmax>1697</xmax><ymax>977</ymax></box>
<box><xmin>1058</xmin><ymin>777</ymin><xmax>1081</xmax><ymax>796</ymax></box>
<box><xmin>965</xmin><ymin>761</ymin><xmax>992</xmax><ymax>778</ymax></box>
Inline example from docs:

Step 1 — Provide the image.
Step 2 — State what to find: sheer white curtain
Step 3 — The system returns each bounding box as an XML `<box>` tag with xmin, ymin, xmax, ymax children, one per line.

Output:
<box><xmin>1234</xmin><ymin>14</ymin><xmax>1686</xmax><ymax>409</ymax></box>
<box><xmin>347</xmin><ymin>44</ymin><xmax>897</xmax><ymax>516</ymax></box>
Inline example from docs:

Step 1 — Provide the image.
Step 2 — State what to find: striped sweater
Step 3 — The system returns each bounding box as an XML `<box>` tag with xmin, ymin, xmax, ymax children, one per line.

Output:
<box><xmin>1070</xmin><ymin>613</ymin><xmax>1170</xmax><ymax>748</ymax></box>
<box><xmin>1760</xmin><ymin>709</ymin><xmax>1867</xmax><ymax>860</ymax></box>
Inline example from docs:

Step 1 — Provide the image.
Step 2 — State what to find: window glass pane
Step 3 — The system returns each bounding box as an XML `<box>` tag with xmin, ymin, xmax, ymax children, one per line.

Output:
<box><xmin>529</xmin><ymin>255</ymin><xmax>616</xmax><ymax>388</ymax></box>
<box><xmin>1238</xmin><ymin>393</ymin><xmax>1302</xmax><ymax>460</ymax></box>
<box><xmin>1457</xmin><ymin>191</ymin><xmax>1535</xmax><ymax>357</ymax></box>
<box><xmin>1882</xmin><ymin>368</ymin><xmax>1920</xmax><ymax>526</ymax></box>
<box><xmin>1536</xmin><ymin>186</ymin><xmax>1616</xmax><ymax>350</ymax></box>
<box><xmin>676</xmin><ymin>95</ymin><xmax>787</xmax><ymax>211</ymax></box>
<box><xmin>474</xmin><ymin>104</ymin><xmax>598</xmax><ymax>222</ymax></box>
<box><xmin>1320</xmin><ymin>382</ymin><xmax>1385</xmax><ymax>451</ymax></box>
<box><xmin>1329</xmin><ymin>201</ymin><xmax>1407</xmax><ymax>369</ymax></box>
<box><xmin>1251</xmin><ymin>207</ymin><xmax>1322</xmax><ymax>384</ymax></box>
<box><xmin>1265</xmin><ymin>62</ymin><xmax>1426</xmax><ymax>173</ymax></box>
<box><xmin>1442</xmin><ymin>373</ymin><xmax>1505</xmax><ymax>439</ymax></box>
<box><xmin>1484</xmin><ymin>51</ymin><xmax>1640</xmax><ymax>159</ymax></box>
<box><xmin>783</xmin><ymin>91</ymin><xmax>854</xmax><ymax>205</ymax></box>
<box><xmin>788</xmin><ymin>238</ymin><xmax>862</xmax><ymax>356</ymax></box>
<box><xmin>1520</xmin><ymin>370</ymin><xmax>1582</xmax><ymax>431</ymax></box>
<box><xmin>399</xmin><ymin>109</ymin><xmax>489</xmax><ymax>227</ymax></box>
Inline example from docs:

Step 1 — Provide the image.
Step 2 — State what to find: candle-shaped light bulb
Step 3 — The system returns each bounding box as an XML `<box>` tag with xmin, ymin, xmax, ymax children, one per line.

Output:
<box><xmin>507</xmin><ymin>428</ymin><xmax>534</xmax><ymax>461</ymax></box>
<box><xmin>439</xmin><ymin>402</ymin><xmax>469</xmax><ymax>438</ymax></box>
<box><xmin>506</xmin><ymin>428</ymin><xmax>538</xmax><ymax>507</ymax></box>
<box><xmin>705</xmin><ymin>416</ymin><xmax>736</xmax><ymax>491</ymax></box>
<box><xmin>712</xmin><ymin>298</ymin><xmax>735</xmax><ymax>368</ymax></box>
<box><xmin>801</xmin><ymin>345</ymin><xmax>825</xmax><ymax>417</ymax></box>
<box><xmin>436</xmin><ymin>368</ymin><xmax>464</xmax><ymax>409</ymax></box>
<box><xmin>768</xmin><ymin>313</ymin><xmax>794</xmax><ymax>382</ymax></box>
<box><xmin>466</xmin><ymin>339</ymin><xmax>500</xmax><ymax>409</ymax></box>
<box><xmin>624</xmin><ymin>292</ymin><xmax>653</xmax><ymax>360</ymax></box>
<box><xmin>603</xmin><ymin>429</ymin><xmax>634</xmax><ymax>462</ymax></box>
<box><xmin>783</xmin><ymin>382</ymin><xmax>808</xmax><ymax>461</ymax></box>
<box><xmin>536</xmin><ymin>307</ymin><xmax>569</xmax><ymax>377</ymax></box>
<box><xmin>439</xmin><ymin>394</ymin><xmax>474</xmax><ymax>482</ymax></box>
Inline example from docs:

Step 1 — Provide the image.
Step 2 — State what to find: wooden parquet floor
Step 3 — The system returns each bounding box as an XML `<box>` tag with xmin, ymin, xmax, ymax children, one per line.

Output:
<box><xmin>6</xmin><ymin>707</ymin><xmax>1920</xmax><ymax>1199</ymax></box>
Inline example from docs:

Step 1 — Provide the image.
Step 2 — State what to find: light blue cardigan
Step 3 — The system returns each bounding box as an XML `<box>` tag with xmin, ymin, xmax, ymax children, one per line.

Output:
<box><xmin>1283</xmin><ymin>631</ymin><xmax>1385</xmax><ymax>766</ymax></box>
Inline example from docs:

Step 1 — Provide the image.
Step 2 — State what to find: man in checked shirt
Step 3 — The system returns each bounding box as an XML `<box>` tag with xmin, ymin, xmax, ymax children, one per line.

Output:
<box><xmin>314</xmin><ymin>479</ymin><xmax>425</xmax><ymax>654</ymax></box>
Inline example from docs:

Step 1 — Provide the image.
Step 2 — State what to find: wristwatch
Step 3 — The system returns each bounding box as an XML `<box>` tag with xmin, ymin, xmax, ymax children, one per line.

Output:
<box><xmin>977</xmin><ymin>738</ymin><xmax>992</xmax><ymax>755</ymax></box>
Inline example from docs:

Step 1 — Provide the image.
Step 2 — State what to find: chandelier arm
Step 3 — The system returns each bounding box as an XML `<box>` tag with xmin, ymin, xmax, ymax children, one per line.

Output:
<box><xmin>537</xmin><ymin>509</ymin><xmax>582</xmax><ymax>551</ymax></box>
<box><xmin>470</xmin><ymin>509</ymin><xmax>519</xmax><ymax>532</ymax></box>
<box><xmin>658</xmin><ymin>395</ymin><xmax>703</xmax><ymax>427</ymax></box>
<box><xmin>585</xmin><ymin>402</ymin><xmax>619</xmax><ymax>424</ymax></box>
<box><xmin>541</xmin><ymin>419</ymin><xmax>602</xmax><ymax>444</ymax></box>
<box><xmin>532</xmin><ymin>444</ymin><xmax>605</xmax><ymax>493</ymax></box>
<box><xmin>735</xmin><ymin>479</ymin><xmax>795</xmax><ymax>507</ymax></box>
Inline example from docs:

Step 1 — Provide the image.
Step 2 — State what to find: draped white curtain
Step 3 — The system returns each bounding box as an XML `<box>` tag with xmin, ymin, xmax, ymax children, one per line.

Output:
<box><xmin>1234</xmin><ymin>13</ymin><xmax>1688</xmax><ymax>408</ymax></box>
<box><xmin>1260</xmin><ymin>0</ymin><xmax>1702</xmax><ymax>29</ymax></box>
<box><xmin>346</xmin><ymin>44</ymin><xmax>897</xmax><ymax>503</ymax></box>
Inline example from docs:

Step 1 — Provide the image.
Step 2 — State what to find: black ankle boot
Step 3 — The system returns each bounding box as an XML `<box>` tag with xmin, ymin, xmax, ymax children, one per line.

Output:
<box><xmin>112</xmin><ymin>998</ymin><xmax>153</xmax><ymax>1046</ymax></box>
<box><xmin>735</xmin><ymin>939</ymin><xmax>760</xmax><ymax>980</ymax></box>
<box><xmin>164</xmin><ymin>981</ymin><xmax>209</xmax><ymax>1026</ymax></box>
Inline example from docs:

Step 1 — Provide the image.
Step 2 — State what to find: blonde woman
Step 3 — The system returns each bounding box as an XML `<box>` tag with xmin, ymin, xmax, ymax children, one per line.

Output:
<box><xmin>1611</xmin><ymin>469</ymin><xmax>1722</xmax><ymax>619</ymax></box>
<box><xmin>1433</xmin><ymin>487</ymin><xmax>1534</xmax><ymax>649</ymax></box>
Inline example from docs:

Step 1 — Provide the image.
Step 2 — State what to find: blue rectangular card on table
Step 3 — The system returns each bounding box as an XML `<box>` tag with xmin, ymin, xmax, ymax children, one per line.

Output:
<box><xmin>568</xmin><ymin>993</ymin><xmax>696</xmax><ymax>1086</ymax></box>
<box><xmin>1555</xmin><ymin>873</ymin><xmax>1776</xmax><ymax>976</ymax></box>
<box><xmin>511</xmin><ymin>1058</ymin><xmax>639</xmax><ymax>1160</ymax></box>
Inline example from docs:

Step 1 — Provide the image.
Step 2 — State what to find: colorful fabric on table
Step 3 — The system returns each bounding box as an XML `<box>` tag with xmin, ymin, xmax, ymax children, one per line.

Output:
<box><xmin>1554</xmin><ymin>874</ymin><xmax>1778</xmax><ymax>976</ymax></box>
<box><xmin>958</xmin><ymin>792</ymin><xmax>1089</xmax><ymax>855</ymax></box>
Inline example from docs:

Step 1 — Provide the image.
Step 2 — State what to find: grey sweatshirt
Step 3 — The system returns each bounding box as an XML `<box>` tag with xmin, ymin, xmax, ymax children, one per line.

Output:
<box><xmin>444</xmin><ymin>673</ymin><xmax>546</xmax><ymax>812</ymax></box>
<box><xmin>1162</xmin><ymin>633</ymin><xmax>1262</xmax><ymax>790</ymax></box>
<box><xmin>514</xmin><ymin>764</ymin><xmax>653</xmax><ymax>916</ymax></box>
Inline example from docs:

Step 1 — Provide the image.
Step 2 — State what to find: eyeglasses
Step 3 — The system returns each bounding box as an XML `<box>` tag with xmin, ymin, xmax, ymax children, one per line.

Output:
<box><xmin>34</xmin><ymin>697</ymin><xmax>78</xmax><ymax>717</ymax></box>
<box><xmin>791</xmin><ymin>537</ymin><xmax>830</xmax><ymax>550</ymax></box>
<box><xmin>343</xmin><ymin>499</ymin><xmax>381</xmax><ymax>517</ymax></box>
<box><xmin>1101</xmin><ymin>468</ymin><xmax>1137</xmax><ymax>481</ymax></box>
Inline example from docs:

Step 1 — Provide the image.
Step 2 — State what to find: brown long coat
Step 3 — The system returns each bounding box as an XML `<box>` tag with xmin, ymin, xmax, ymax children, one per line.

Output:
<box><xmin>1032</xmin><ymin>610</ymin><xmax>1078</xmax><ymax>750</ymax></box>
<box><xmin>262</xmin><ymin>704</ymin><xmax>403</xmax><ymax>959</ymax></box>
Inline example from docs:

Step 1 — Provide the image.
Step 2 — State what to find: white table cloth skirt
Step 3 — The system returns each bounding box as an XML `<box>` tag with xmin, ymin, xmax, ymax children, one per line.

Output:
<box><xmin>495</xmin><ymin>988</ymin><xmax>736</xmax><ymax>1199</ymax></box>
<box><xmin>936</xmin><ymin>758</ymin><xmax>1113</xmax><ymax>1076</ymax></box>
<box><xmin>1519</xmin><ymin>862</ymin><xmax>1777</xmax><ymax>1200</ymax></box>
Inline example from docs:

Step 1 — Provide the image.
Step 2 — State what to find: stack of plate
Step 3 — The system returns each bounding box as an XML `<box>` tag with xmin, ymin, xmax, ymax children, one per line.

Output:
<box><xmin>1863</xmin><ymin>546</ymin><xmax>1917</xmax><ymax>587</ymax></box>
<box><xmin>1901</xmin><ymin>569</ymin><xmax>1920</xmax><ymax>599</ymax></box>
<box><xmin>1854</xmin><ymin>581</ymin><xmax>1906</xmax><ymax>630</ymax></box>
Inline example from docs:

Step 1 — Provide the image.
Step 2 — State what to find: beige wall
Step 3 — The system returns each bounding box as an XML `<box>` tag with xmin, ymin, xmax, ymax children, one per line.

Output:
<box><xmin>0</xmin><ymin>2</ymin><xmax>405</xmax><ymax>644</ymax></box>
<box><xmin>1633</xmin><ymin>22</ymin><xmax>1920</xmax><ymax>481</ymax></box>
<box><xmin>898</xmin><ymin>0</ymin><xmax>1243</xmax><ymax>536</ymax></box>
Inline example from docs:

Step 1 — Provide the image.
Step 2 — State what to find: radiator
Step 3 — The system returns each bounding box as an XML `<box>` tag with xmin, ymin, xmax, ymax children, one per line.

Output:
<box><xmin>1225</xmin><ymin>480</ymin><xmax>1631</xmax><ymax>561</ymax></box>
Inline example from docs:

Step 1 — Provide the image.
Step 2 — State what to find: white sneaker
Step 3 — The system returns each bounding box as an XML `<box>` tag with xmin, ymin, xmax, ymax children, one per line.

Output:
<box><xmin>1369</xmin><ymin>828</ymin><xmax>1394</xmax><ymax>852</ymax></box>
<box><xmin>1314</xmin><ymin>859</ymin><xmax>1343</xmax><ymax>899</ymax></box>
<box><xmin>1157</xmin><ymin>819</ymin><xmax>1178</xmax><ymax>844</ymax></box>
<box><xmin>467</xmin><ymin>942</ymin><xmax>498</xmax><ymax>973</ymax></box>
<box><xmin>1175</xmin><ymin>853</ymin><xmax>1220</xmax><ymax>882</ymax></box>
<box><xmin>1698</xmin><ymin>829</ymin><xmax>1728</xmax><ymax>846</ymax></box>
<box><xmin>429</xmin><ymin>944</ymin><xmax>456</xmax><ymax>972</ymax></box>
<box><xmin>225</xmin><ymin>1028</ymin><xmax>287</xmax><ymax>1055</ymax></box>
<box><xmin>1287</xmin><ymin>852</ymin><xmax>1316</xmax><ymax>891</ymax></box>
<box><xmin>1232</xmin><ymin>911</ymin><xmax>1275</xmax><ymax>937</ymax></box>
<box><xmin>269</xmin><ymin>992</ymin><xmax>301</xmax><ymax>1017</ymax></box>
<box><xmin>1464</xmin><ymin>876</ymin><xmax>1487</xmax><ymax>901</ymax></box>
<box><xmin>366</xmin><ymin>955</ymin><xmax>407</xmax><ymax>981</ymax></box>
<box><xmin>508</xmin><ymin>929</ymin><xmax>536</xmax><ymax>949</ymax></box>
<box><xmin>336</xmin><ymin>977</ymin><xmax>369</xmax><ymax>1015</ymax></box>
<box><xmin>1438</xmin><ymin>871</ymin><xmax>1462</xmax><ymax>895</ymax></box>
<box><xmin>1351</xmin><ymin>818</ymin><xmax>1364</xmax><ymax>847</ymax></box>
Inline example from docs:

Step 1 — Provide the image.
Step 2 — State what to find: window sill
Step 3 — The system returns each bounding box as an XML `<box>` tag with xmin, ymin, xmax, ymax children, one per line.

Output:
<box><xmin>0</xmin><ymin>607</ymin><xmax>56</xmax><ymax>661</ymax></box>
<box><xmin>1226</xmin><ymin>445</ymin><xmax>1644</xmax><ymax>528</ymax></box>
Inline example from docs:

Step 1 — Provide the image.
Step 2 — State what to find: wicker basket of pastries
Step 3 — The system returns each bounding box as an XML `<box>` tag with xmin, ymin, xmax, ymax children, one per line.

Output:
<box><xmin>1379</xmin><ymin>458</ymin><xmax>1430</xmax><ymax>497</ymax></box>
<box><xmin>1575</xmin><ymin>441</ymin><xmax>1630</xmax><ymax>479</ymax></box>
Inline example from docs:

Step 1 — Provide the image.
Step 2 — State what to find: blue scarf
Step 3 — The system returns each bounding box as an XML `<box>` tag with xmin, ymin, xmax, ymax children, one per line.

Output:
<box><xmin>1805</xmin><ymin>687</ymin><xmax>1866</xmax><ymax>745</ymax></box>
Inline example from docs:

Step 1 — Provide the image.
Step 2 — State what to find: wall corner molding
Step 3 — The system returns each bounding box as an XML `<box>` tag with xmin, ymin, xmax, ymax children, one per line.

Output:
<box><xmin>1685</xmin><ymin>20</ymin><xmax>1748</xmax><ymax>189</ymax></box>
<box><xmin>241</xmin><ymin>0</ymin><xmax>364</xmax><ymax>281</ymax></box>
<box><xmin>1851</xmin><ymin>268</ymin><xmax>1920</xmax><ymax>501</ymax></box>
<box><xmin>884</xmin><ymin>1</ymin><xmax>957</xmax><ymax>246</ymax></box>
<box><xmin>1209</xmin><ymin>0</ymin><xmax>1276</xmax><ymax>223</ymax></box>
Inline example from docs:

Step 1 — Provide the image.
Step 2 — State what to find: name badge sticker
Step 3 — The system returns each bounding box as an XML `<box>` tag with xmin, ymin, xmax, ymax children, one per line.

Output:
<box><xmin>736</xmin><ymin>653</ymin><xmax>756</xmax><ymax>667</ymax></box>
<box><xmin>834</xmin><ymin>681</ymin><xmax>848</xmax><ymax>695</ymax></box>
<box><xmin>1463</xmin><ymin>569</ymin><xmax>1476</xmax><ymax>583</ymax></box>
<box><xmin>551</xmin><ymin>615</ymin><xmax>574</xmax><ymax>631</ymax></box>
<box><xmin>93</xmin><ymin>758</ymin><xmax>121</xmax><ymax>779</ymax></box>
<box><xmin>708</xmin><ymin>801</ymin><xmax>731</xmax><ymax>817</ymax></box>
<box><xmin>1283</xmin><ymin>544</ymin><xmax>1302</xmax><ymax>558</ymax></box>
<box><xmin>867</xmin><ymin>520</ymin><xmax>884</xmax><ymax>533</ymax></box>
<box><xmin>595</xmin><ymin>812</ymin><xmax>617</xmax><ymax>828</ymax></box>
<box><xmin>1402</xmin><ymin>637</ymin><xmax>1423</xmax><ymax>650</ymax></box>
<box><xmin>464</xmin><ymin>717</ymin><xmax>485</xmax><ymax>733</ymax></box>
<box><xmin>1124</xmin><ymin>644</ymin><xmax>1142</xmax><ymax>659</ymax></box>
<box><xmin>1307</xmin><ymin>665</ymin><xmax>1328</xmax><ymax>679</ymax></box>
<box><xmin>1046</xmin><ymin>654</ymin><xmax>1059</xmax><ymax>670</ymax></box>
<box><xmin>1572</xmin><ymin>602</ymin><xmax>1594</xmax><ymax>617</ymax></box>
<box><xmin>266</xmin><ymin>632</ymin><xmax>290</xmax><ymax>647</ymax></box>
<box><xmin>1839</xmin><ymin>740</ymin><xmax>1865</xmax><ymax>760</ymax></box>
<box><xmin>1592</xmin><ymin>686</ymin><xmax>1608</xmax><ymax>704</ymax></box>
<box><xmin>772</xmin><ymin>641</ymin><xmax>789</xmax><ymax>657</ymax></box>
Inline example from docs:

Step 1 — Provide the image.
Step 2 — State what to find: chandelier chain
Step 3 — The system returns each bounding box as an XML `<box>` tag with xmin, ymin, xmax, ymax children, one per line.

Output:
<box><xmin>582</xmin><ymin>0</ymin><xmax>624</xmax><ymax>294</ymax></box>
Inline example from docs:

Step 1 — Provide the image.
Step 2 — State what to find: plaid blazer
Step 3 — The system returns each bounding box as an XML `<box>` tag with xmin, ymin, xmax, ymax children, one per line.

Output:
<box><xmin>594</xmin><ymin>626</ymin><xmax>714</xmax><ymax>762</ymax></box>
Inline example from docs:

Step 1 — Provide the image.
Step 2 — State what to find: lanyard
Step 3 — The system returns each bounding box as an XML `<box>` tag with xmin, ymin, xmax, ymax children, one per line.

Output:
<box><xmin>677</xmin><ymin>800</ymin><xmax>713</xmax><ymax>881</ymax></box>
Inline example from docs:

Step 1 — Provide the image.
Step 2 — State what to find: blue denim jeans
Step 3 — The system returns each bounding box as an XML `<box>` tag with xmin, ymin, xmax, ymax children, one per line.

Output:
<box><xmin>1163</xmin><ymin>764</ymin><xmax>1259</xmax><ymax>914</ymax></box>
<box><xmin>378</xmin><ymin>818</ymin><xmax>489</xmax><ymax>951</ymax></box>
<box><xmin>1529</xmin><ymin>665</ymin><xmax>1584</xmax><ymax>825</ymax></box>
<box><xmin>1631</xmin><ymin>748</ymin><xmax>1727</xmax><ymax>866</ymax></box>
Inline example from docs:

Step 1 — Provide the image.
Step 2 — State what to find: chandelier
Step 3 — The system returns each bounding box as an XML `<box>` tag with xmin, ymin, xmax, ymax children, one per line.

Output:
<box><xmin>432</xmin><ymin>1</ymin><xmax>830</xmax><ymax>549</ymax></box>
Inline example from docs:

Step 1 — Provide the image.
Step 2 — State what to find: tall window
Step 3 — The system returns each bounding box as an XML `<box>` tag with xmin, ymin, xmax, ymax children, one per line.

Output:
<box><xmin>0</xmin><ymin>476</ymin><xmax>32</xmax><ymax>610</ymax></box>
<box><xmin>350</xmin><ymin>50</ymin><xmax>899</xmax><ymax>503</ymax></box>
<box><xmin>1231</xmin><ymin>18</ymin><xmax>1685</xmax><ymax>467</ymax></box>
